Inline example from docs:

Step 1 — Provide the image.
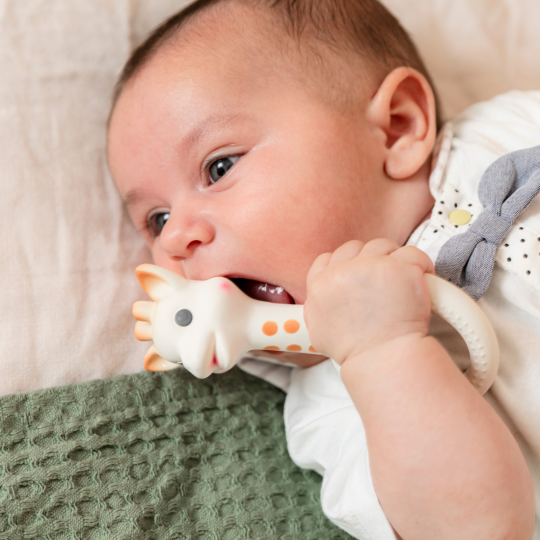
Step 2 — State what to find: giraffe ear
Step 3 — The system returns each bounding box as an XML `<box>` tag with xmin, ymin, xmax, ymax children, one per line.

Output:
<box><xmin>135</xmin><ymin>264</ymin><xmax>187</xmax><ymax>302</ymax></box>
<box><xmin>144</xmin><ymin>345</ymin><xmax>180</xmax><ymax>372</ymax></box>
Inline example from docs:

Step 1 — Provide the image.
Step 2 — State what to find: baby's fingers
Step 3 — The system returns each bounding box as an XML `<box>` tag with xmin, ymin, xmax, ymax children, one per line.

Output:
<box><xmin>359</xmin><ymin>238</ymin><xmax>399</xmax><ymax>258</ymax></box>
<box><xmin>390</xmin><ymin>246</ymin><xmax>435</xmax><ymax>274</ymax></box>
<box><xmin>327</xmin><ymin>240</ymin><xmax>364</xmax><ymax>268</ymax></box>
<box><xmin>307</xmin><ymin>240</ymin><xmax>365</xmax><ymax>285</ymax></box>
<box><xmin>306</xmin><ymin>252</ymin><xmax>332</xmax><ymax>285</ymax></box>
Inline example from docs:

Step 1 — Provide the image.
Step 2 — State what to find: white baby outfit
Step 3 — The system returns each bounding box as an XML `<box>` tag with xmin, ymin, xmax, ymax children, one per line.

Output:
<box><xmin>239</xmin><ymin>90</ymin><xmax>540</xmax><ymax>539</ymax></box>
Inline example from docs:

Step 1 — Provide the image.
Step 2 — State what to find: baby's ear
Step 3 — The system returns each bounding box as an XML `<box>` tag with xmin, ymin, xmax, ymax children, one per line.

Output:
<box><xmin>135</xmin><ymin>264</ymin><xmax>186</xmax><ymax>302</ymax></box>
<box><xmin>367</xmin><ymin>67</ymin><xmax>437</xmax><ymax>180</ymax></box>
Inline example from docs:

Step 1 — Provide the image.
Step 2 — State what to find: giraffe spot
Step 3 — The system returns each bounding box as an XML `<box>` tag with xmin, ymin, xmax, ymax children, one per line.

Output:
<box><xmin>286</xmin><ymin>345</ymin><xmax>302</xmax><ymax>352</ymax></box>
<box><xmin>283</xmin><ymin>320</ymin><xmax>300</xmax><ymax>334</ymax></box>
<box><xmin>264</xmin><ymin>346</ymin><xmax>280</xmax><ymax>351</ymax></box>
<box><xmin>308</xmin><ymin>346</ymin><xmax>317</xmax><ymax>353</ymax></box>
<box><xmin>262</xmin><ymin>322</ymin><xmax>278</xmax><ymax>336</ymax></box>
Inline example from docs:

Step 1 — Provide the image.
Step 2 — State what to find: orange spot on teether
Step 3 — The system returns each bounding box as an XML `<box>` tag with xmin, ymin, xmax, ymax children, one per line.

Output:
<box><xmin>284</xmin><ymin>320</ymin><xmax>300</xmax><ymax>334</ymax></box>
<box><xmin>264</xmin><ymin>346</ymin><xmax>280</xmax><ymax>351</ymax></box>
<box><xmin>262</xmin><ymin>321</ymin><xmax>278</xmax><ymax>336</ymax></box>
<box><xmin>286</xmin><ymin>345</ymin><xmax>302</xmax><ymax>352</ymax></box>
<box><xmin>309</xmin><ymin>346</ymin><xmax>317</xmax><ymax>353</ymax></box>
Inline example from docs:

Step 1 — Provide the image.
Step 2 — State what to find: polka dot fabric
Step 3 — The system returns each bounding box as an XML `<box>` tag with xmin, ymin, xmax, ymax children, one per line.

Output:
<box><xmin>425</xmin><ymin>180</ymin><xmax>540</xmax><ymax>291</ymax></box>
<box><xmin>0</xmin><ymin>369</ymin><xmax>352</xmax><ymax>540</ymax></box>
<box><xmin>496</xmin><ymin>225</ymin><xmax>540</xmax><ymax>287</ymax></box>
<box><xmin>428</xmin><ymin>184</ymin><xmax>483</xmax><ymax>237</ymax></box>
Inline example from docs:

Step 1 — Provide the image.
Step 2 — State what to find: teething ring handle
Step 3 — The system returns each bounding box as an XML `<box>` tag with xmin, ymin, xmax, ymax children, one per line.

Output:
<box><xmin>332</xmin><ymin>274</ymin><xmax>499</xmax><ymax>395</ymax></box>
<box><xmin>424</xmin><ymin>274</ymin><xmax>499</xmax><ymax>394</ymax></box>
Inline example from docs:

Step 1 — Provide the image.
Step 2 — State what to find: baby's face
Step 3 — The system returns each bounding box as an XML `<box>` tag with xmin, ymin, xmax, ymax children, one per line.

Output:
<box><xmin>108</xmin><ymin>32</ymin><xmax>392</xmax><ymax>308</ymax></box>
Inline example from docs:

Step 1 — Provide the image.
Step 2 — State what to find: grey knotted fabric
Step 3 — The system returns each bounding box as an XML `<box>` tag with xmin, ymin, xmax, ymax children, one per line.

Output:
<box><xmin>435</xmin><ymin>146</ymin><xmax>540</xmax><ymax>300</ymax></box>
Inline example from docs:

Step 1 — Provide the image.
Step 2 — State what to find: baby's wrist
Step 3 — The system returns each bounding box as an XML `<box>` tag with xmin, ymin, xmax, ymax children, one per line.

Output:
<box><xmin>340</xmin><ymin>332</ymin><xmax>434</xmax><ymax>381</ymax></box>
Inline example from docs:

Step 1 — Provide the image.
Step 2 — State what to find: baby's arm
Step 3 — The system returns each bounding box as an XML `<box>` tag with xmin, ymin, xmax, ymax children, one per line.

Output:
<box><xmin>304</xmin><ymin>239</ymin><xmax>535</xmax><ymax>540</ymax></box>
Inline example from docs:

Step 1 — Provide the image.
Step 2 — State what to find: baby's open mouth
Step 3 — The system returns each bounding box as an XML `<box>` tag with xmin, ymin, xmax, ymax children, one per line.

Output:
<box><xmin>229</xmin><ymin>278</ymin><xmax>295</xmax><ymax>304</ymax></box>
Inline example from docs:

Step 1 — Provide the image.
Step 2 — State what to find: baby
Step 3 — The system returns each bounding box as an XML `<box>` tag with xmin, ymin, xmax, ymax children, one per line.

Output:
<box><xmin>107</xmin><ymin>0</ymin><xmax>540</xmax><ymax>538</ymax></box>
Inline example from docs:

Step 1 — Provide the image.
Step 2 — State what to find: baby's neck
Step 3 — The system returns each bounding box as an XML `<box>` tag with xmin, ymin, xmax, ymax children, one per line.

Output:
<box><xmin>385</xmin><ymin>158</ymin><xmax>435</xmax><ymax>246</ymax></box>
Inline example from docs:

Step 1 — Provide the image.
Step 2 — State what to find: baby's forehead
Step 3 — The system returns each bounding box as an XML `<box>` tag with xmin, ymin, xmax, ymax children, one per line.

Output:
<box><xmin>142</xmin><ymin>33</ymin><xmax>281</xmax><ymax>100</ymax></box>
<box><xmin>144</xmin><ymin>4</ymin><xmax>350</xmax><ymax>95</ymax></box>
<box><xmin>160</xmin><ymin>4</ymin><xmax>278</xmax><ymax>67</ymax></box>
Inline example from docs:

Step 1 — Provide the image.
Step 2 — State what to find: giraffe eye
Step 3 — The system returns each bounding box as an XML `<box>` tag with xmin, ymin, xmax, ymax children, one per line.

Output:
<box><xmin>175</xmin><ymin>309</ymin><xmax>193</xmax><ymax>327</ymax></box>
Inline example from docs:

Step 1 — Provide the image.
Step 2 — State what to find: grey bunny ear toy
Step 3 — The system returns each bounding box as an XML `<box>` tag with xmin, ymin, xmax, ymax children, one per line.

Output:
<box><xmin>436</xmin><ymin>146</ymin><xmax>540</xmax><ymax>300</ymax></box>
<box><xmin>133</xmin><ymin>264</ymin><xmax>499</xmax><ymax>394</ymax></box>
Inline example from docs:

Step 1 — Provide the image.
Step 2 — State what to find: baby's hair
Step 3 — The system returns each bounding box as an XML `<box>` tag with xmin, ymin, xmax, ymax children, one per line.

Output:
<box><xmin>111</xmin><ymin>0</ymin><xmax>441</xmax><ymax>128</ymax></box>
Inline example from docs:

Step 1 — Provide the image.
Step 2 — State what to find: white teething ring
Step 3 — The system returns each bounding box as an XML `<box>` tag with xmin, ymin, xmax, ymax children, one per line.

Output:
<box><xmin>332</xmin><ymin>274</ymin><xmax>499</xmax><ymax>394</ymax></box>
<box><xmin>425</xmin><ymin>274</ymin><xmax>498</xmax><ymax>394</ymax></box>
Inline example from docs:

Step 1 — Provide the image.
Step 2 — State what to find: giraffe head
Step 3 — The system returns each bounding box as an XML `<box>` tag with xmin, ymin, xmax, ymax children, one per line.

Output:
<box><xmin>134</xmin><ymin>264</ymin><xmax>251</xmax><ymax>378</ymax></box>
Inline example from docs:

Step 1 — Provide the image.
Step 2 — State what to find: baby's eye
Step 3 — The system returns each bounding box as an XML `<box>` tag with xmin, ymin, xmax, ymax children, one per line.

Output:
<box><xmin>147</xmin><ymin>210</ymin><xmax>170</xmax><ymax>237</ymax></box>
<box><xmin>208</xmin><ymin>156</ymin><xmax>240</xmax><ymax>184</ymax></box>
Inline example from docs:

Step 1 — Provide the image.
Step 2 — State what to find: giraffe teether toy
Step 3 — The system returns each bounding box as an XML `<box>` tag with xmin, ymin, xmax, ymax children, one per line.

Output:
<box><xmin>133</xmin><ymin>264</ymin><xmax>499</xmax><ymax>394</ymax></box>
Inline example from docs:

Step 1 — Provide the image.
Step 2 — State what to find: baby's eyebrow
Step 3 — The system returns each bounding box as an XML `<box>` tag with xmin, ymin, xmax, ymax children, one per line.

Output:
<box><xmin>122</xmin><ymin>190</ymin><xmax>147</xmax><ymax>213</ymax></box>
<box><xmin>121</xmin><ymin>113</ymin><xmax>251</xmax><ymax>212</ymax></box>
<box><xmin>182</xmin><ymin>113</ymin><xmax>251</xmax><ymax>148</ymax></box>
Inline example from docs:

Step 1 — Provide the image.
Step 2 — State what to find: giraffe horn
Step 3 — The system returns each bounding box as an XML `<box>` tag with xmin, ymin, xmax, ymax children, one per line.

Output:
<box><xmin>144</xmin><ymin>345</ymin><xmax>181</xmax><ymax>372</ymax></box>
<box><xmin>135</xmin><ymin>264</ymin><xmax>187</xmax><ymax>302</ymax></box>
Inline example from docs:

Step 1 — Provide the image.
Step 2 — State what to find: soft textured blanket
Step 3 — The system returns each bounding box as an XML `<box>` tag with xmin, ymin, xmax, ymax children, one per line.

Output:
<box><xmin>0</xmin><ymin>367</ymin><xmax>351</xmax><ymax>539</ymax></box>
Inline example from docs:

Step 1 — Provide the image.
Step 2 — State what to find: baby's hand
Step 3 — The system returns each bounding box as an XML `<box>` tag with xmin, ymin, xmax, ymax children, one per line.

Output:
<box><xmin>304</xmin><ymin>239</ymin><xmax>434</xmax><ymax>365</ymax></box>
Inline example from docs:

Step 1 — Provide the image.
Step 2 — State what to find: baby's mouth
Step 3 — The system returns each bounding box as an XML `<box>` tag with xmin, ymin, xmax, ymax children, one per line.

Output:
<box><xmin>229</xmin><ymin>278</ymin><xmax>295</xmax><ymax>304</ymax></box>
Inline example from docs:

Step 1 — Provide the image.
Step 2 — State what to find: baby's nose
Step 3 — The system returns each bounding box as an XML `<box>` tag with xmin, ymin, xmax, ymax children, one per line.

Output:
<box><xmin>159</xmin><ymin>211</ymin><xmax>215</xmax><ymax>260</ymax></box>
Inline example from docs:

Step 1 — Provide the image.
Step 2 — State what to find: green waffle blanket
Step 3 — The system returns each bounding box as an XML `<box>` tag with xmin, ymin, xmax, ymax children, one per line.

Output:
<box><xmin>0</xmin><ymin>367</ymin><xmax>353</xmax><ymax>539</ymax></box>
